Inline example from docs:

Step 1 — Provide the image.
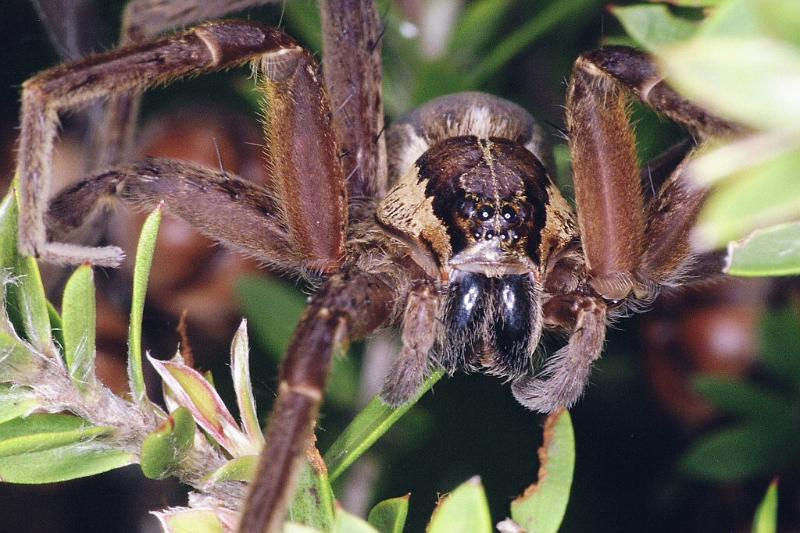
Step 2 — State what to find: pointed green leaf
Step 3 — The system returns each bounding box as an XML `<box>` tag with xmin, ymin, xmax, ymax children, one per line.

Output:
<box><xmin>511</xmin><ymin>410</ymin><xmax>575</xmax><ymax>533</ymax></box>
<box><xmin>0</xmin><ymin>413</ymin><xmax>112</xmax><ymax>457</ymax></box>
<box><xmin>428</xmin><ymin>477</ymin><xmax>492</xmax><ymax>533</ymax></box>
<box><xmin>140</xmin><ymin>406</ymin><xmax>196</xmax><ymax>479</ymax></box>
<box><xmin>752</xmin><ymin>479</ymin><xmax>779</xmax><ymax>533</ymax></box>
<box><xmin>0</xmin><ymin>190</ymin><xmax>54</xmax><ymax>356</ymax></box>
<box><xmin>62</xmin><ymin>264</ymin><xmax>97</xmax><ymax>393</ymax></box>
<box><xmin>0</xmin><ymin>414</ymin><xmax>131</xmax><ymax>483</ymax></box>
<box><xmin>129</xmin><ymin>207</ymin><xmax>162</xmax><ymax>405</ymax></box>
<box><xmin>0</xmin><ymin>385</ymin><xmax>39</xmax><ymax>423</ymax></box>
<box><xmin>230</xmin><ymin>320</ymin><xmax>262</xmax><ymax>444</ymax></box>
<box><xmin>367</xmin><ymin>495</ymin><xmax>409</xmax><ymax>533</ymax></box>
<box><xmin>611</xmin><ymin>4</ymin><xmax>700</xmax><ymax>52</ymax></box>
<box><xmin>15</xmin><ymin>255</ymin><xmax>53</xmax><ymax>354</ymax></box>
<box><xmin>0</xmin><ymin>441</ymin><xmax>135</xmax><ymax>483</ymax></box>
<box><xmin>149</xmin><ymin>354</ymin><xmax>255</xmax><ymax>456</ymax></box>
<box><xmin>204</xmin><ymin>454</ymin><xmax>259</xmax><ymax>483</ymax></box>
<box><xmin>324</xmin><ymin>370</ymin><xmax>443</xmax><ymax>481</ymax></box>
<box><xmin>725</xmin><ymin>222</ymin><xmax>800</xmax><ymax>276</ymax></box>
<box><xmin>333</xmin><ymin>508</ymin><xmax>380</xmax><ymax>533</ymax></box>
<box><xmin>288</xmin><ymin>455</ymin><xmax>336</xmax><ymax>531</ymax></box>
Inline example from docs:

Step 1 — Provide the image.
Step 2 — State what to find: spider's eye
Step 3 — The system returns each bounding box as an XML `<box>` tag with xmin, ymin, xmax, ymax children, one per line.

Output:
<box><xmin>459</xmin><ymin>199</ymin><xmax>476</xmax><ymax>217</ymax></box>
<box><xmin>477</xmin><ymin>205</ymin><xmax>495</xmax><ymax>220</ymax></box>
<box><xmin>501</xmin><ymin>205</ymin><xmax>517</xmax><ymax>222</ymax></box>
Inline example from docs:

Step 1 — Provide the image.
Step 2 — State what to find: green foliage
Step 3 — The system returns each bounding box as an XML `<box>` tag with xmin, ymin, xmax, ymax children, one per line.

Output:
<box><xmin>140</xmin><ymin>407</ymin><xmax>196</xmax><ymax>479</ymax></box>
<box><xmin>428</xmin><ymin>477</ymin><xmax>492</xmax><ymax>533</ymax></box>
<box><xmin>128</xmin><ymin>207</ymin><xmax>162</xmax><ymax>404</ymax></box>
<box><xmin>613</xmin><ymin>0</ymin><xmax>800</xmax><ymax>274</ymax></box>
<box><xmin>0</xmin><ymin>414</ymin><xmax>133</xmax><ymax>483</ymax></box>
<box><xmin>752</xmin><ymin>480</ymin><xmax>779</xmax><ymax>533</ymax></box>
<box><xmin>324</xmin><ymin>370</ymin><xmax>444</xmax><ymax>481</ymax></box>
<box><xmin>62</xmin><ymin>264</ymin><xmax>97</xmax><ymax>394</ymax></box>
<box><xmin>367</xmin><ymin>495</ymin><xmax>409</xmax><ymax>533</ymax></box>
<box><xmin>511</xmin><ymin>410</ymin><xmax>575</xmax><ymax>533</ymax></box>
<box><xmin>682</xmin><ymin>309</ymin><xmax>800</xmax><ymax>481</ymax></box>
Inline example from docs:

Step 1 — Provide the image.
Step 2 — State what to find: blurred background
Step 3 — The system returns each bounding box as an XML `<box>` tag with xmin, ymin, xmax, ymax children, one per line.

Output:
<box><xmin>1</xmin><ymin>0</ymin><xmax>799</xmax><ymax>531</ymax></box>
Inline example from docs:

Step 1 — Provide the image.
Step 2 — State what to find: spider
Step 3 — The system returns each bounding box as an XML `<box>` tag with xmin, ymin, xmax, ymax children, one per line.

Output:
<box><xmin>15</xmin><ymin>0</ymin><xmax>741</xmax><ymax>531</ymax></box>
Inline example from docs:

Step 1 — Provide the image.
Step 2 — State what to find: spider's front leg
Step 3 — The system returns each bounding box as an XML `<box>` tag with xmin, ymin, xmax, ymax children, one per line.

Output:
<box><xmin>240</xmin><ymin>270</ymin><xmax>395</xmax><ymax>532</ymax></box>
<box><xmin>565</xmin><ymin>46</ymin><xmax>741</xmax><ymax>302</ymax></box>
<box><xmin>512</xmin><ymin>294</ymin><xmax>607</xmax><ymax>411</ymax></box>
<box><xmin>19</xmin><ymin>20</ymin><xmax>346</xmax><ymax>271</ymax></box>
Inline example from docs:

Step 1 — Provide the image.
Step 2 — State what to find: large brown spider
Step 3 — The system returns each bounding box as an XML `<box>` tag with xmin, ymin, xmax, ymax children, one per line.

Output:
<box><xmin>15</xmin><ymin>0</ymin><xmax>741</xmax><ymax>531</ymax></box>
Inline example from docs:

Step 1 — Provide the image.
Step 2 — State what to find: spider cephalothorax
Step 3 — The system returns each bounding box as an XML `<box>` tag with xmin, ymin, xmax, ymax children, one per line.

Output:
<box><xmin>14</xmin><ymin>1</ymin><xmax>740</xmax><ymax>531</ymax></box>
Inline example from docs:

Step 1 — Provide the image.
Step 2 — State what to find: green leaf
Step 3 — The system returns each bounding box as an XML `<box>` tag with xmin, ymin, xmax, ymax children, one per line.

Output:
<box><xmin>610</xmin><ymin>4</ymin><xmax>700</xmax><ymax>52</ymax></box>
<box><xmin>0</xmin><ymin>189</ymin><xmax>55</xmax><ymax>356</ymax></box>
<box><xmin>236</xmin><ymin>275</ymin><xmax>306</xmax><ymax>358</ymax></box>
<box><xmin>468</xmin><ymin>0</ymin><xmax>599</xmax><ymax>86</ymax></box>
<box><xmin>149</xmin><ymin>354</ymin><xmax>255</xmax><ymax>457</ymax></box>
<box><xmin>230</xmin><ymin>320</ymin><xmax>263</xmax><ymax>445</ymax></box>
<box><xmin>129</xmin><ymin>207</ymin><xmax>161</xmax><ymax>405</ymax></box>
<box><xmin>288</xmin><ymin>457</ymin><xmax>336</xmax><ymax>531</ymax></box>
<box><xmin>14</xmin><ymin>255</ymin><xmax>54</xmax><ymax>356</ymax></box>
<box><xmin>428</xmin><ymin>477</ymin><xmax>492</xmax><ymax>533</ymax></box>
<box><xmin>140</xmin><ymin>406</ymin><xmax>196</xmax><ymax>479</ymax></box>
<box><xmin>333</xmin><ymin>508</ymin><xmax>380</xmax><ymax>533</ymax></box>
<box><xmin>725</xmin><ymin>222</ymin><xmax>800</xmax><ymax>276</ymax></box>
<box><xmin>511</xmin><ymin>410</ymin><xmax>575</xmax><ymax>533</ymax></box>
<box><xmin>0</xmin><ymin>414</ymin><xmax>132</xmax><ymax>483</ymax></box>
<box><xmin>0</xmin><ymin>414</ymin><xmax>112</xmax><ymax>458</ymax></box>
<box><xmin>693</xmin><ymin>147</ymin><xmax>800</xmax><ymax>248</ymax></box>
<box><xmin>0</xmin><ymin>385</ymin><xmax>39</xmax><ymax>423</ymax></box>
<box><xmin>692</xmin><ymin>376</ymin><xmax>793</xmax><ymax>419</ymax></box>
<box><xmin>0</xmin><ymin>190</ymin><xmax>18</xmax><ymax>273</ymax></box>
<box><xmin>448</xmin><ymin>0</ymin><xmax>513</xmax><ymax>60</ymax></box>
<box><xmin>680</xmin><ymin>422</ymin><xmax>800</xmax><ymax>481</ymax></box>
<box><xmin>236</xmin><ymin>275</ymin><xmax>359</xmax><ymax>409</ymax></box>
<box><xmin>0</xmin><ymin>441</ymin><xmax>135</xmax><ymax>483</ymax></box>
<box><xmin>367</xmin><ymin>495</ymin><xmax>409</xmax><ymax>533</ymax></box>
<box><xmin>324</xmin><ymin>370</ymin><xmax>443</xmax><ymax>481</ymax></box>
<box><xmin>661</xmin><ymin>38</ymin><xmax>800</xmax><ymax>132</ymax></box>
<box><xmin>204</xmin><ymin>455</ymin><xmax>259</xmax><ymax>483</ymax></box>
<box><xmin>699</xmin><ymin>0</ymin><xmax>800</xmax><ymax>45</ymax></box>
<box><xmin>155</xmin><ymin>508</ymin><xmax>238</xmax><ymax>533</ymax></box>
<box><xmin>759</xmin><ymin>309</ymin><xmax>800</xmax><ymax>385</ymax></box>
<box><xmin>62</xmin><ymin>264</ymin><xmax>97</xmax><ymax>393</ymax></box>
<box><xmin>752</xmin><ymin>479</ymin><xmax>779</xmax><ymax>533</ymax></box>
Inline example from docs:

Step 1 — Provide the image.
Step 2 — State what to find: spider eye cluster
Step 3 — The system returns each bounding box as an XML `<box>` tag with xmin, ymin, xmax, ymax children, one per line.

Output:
<box><xmin>377</xmin><ymin>134</ymin><xmax>552</xmax><ymax>277</ymax></box>
<box><xmin>460</xmin><ymin>195</ymin><xmax>529</xmax><ymax>246</ymax></box>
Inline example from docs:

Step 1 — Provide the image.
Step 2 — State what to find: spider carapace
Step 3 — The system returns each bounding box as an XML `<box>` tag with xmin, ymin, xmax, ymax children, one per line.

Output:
<box><xmin>376</xmin><ymin>93</ymin><xmax>584</xmax><ymax>408</ymax></box>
